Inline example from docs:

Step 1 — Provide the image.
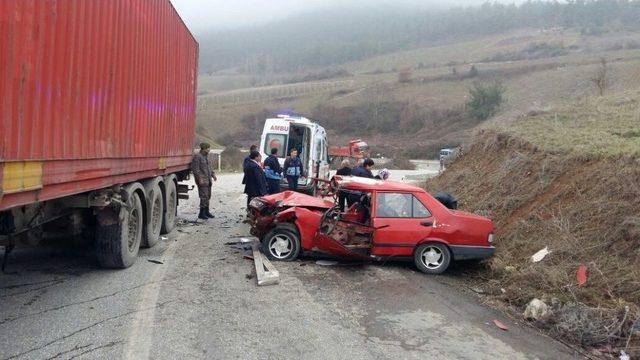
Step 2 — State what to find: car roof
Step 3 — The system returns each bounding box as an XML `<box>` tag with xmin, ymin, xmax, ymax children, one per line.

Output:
<box><xmin>335</xmin><ymin>176</ymin><xmax>426</xmax><ymax>192</ymax></box>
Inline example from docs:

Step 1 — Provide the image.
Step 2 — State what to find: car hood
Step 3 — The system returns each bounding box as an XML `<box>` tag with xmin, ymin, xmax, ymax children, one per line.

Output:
<box><xmin>260</xmin><ymin>191</ymin><xmax>334</xmax><ymax>209</ymax></box>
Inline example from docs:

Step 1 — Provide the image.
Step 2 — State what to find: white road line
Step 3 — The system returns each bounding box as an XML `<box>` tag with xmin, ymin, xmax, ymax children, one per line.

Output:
<box><xmin>123</xmin><ymin>239</ymin><xmax>179</xmax><ymax>360</ymax></box>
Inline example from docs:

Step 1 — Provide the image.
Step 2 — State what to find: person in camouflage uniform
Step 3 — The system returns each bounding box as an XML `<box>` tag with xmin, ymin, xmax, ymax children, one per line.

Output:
<box><xmin>191</xmin><ymin>142</ymin><xmax>217</xmax><ymax>219</ymax></box>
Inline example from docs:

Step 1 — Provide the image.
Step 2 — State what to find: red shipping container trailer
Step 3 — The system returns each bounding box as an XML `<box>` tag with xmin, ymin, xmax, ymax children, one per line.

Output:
<box><xmin>0</xmin><ymin>0</ymin><xmax>199</xmax><ymax>268</ymax></box>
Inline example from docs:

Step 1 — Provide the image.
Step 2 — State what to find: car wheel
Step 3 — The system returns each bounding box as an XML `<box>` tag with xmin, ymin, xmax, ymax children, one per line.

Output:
<box><xmin>261</xmin><ymin>227</ymin><xmax>301</xmax><ymax>261</ymax></box>
<box><xmin>414</xmin><ymin>243</ymin><xmax>451</xmax><ymax>274</ymax></box>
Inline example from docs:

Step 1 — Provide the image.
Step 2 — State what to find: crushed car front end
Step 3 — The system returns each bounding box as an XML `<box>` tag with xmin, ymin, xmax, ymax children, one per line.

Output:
<box><xmin>248</xmin><ymin>191</ymin><xmax>334</xmax><ymax>239</ymax></box>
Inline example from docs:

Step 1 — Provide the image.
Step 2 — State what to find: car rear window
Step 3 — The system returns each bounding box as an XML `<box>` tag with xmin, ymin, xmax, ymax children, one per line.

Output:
<box><xmin>376</xmin><ymin>193</ymin><xmax>431</xmax><ymax>218</ymax></box>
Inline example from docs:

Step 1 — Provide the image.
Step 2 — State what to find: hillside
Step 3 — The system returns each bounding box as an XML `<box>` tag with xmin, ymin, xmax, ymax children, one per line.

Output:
<box><xmin>426</xmin><ymin>91</ymin><xmax>640</xmax><ymax>354</ymax></box>
<box><xmin>196</xmin><ymin>1</ymin><xmax>640</xmax><ymax>73</ymax></box>
<box><xmin>196</xmin><ymin>27</ymin><xmax>640</xmax><ymax>158</ymax></box>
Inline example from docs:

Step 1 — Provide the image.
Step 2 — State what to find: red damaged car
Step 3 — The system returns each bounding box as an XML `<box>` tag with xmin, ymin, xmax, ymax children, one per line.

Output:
<box><xmin>249</xmin><ymin>176</ymin><xmax>495</xmax><ymax>274</ymax></box>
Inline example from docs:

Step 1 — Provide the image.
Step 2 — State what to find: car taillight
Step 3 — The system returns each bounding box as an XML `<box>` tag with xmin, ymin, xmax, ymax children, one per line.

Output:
<box><xmin>488</xmin><ymin>233</ymin><xmax>495</xmax><ymax>244</ymax></box>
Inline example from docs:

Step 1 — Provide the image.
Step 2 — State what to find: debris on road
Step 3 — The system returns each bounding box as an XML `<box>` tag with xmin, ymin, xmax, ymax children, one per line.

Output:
<box><xmin>148</xmin><ymin>259</ymin><xmax>164</xmax><ymax>265</ymax></box>
<box><xmin>531</xmin><ymin>246</ymin><xmax>551</xmax><ymax>262</ymax></box>
<box><xmin>576</xmin><ymin>264</ymin><xmax>587</xmax><ymax>285</ymax></box>
<box><xmin>524</xmin><ymin>298</ymin><xmax>549</xmax><ymax>320</ymax></box>
<box><xmin>252</xmin><ymin>241</ymin><xmax>279</xmax><ymax>286</ymax></box>
<box><xmin>316</xmin><ymin>260</ymin><xmax>338</xmax><ymax>266</ymax></box>
<box><xmin>619</xmin><ymin>350</ymin><xmax>630</xmax><ymax>360</ymax></box>
<box><xmin>493</xmin><ymin>319</ymin><xmax>509</xmax><ymax>331</ymax></box>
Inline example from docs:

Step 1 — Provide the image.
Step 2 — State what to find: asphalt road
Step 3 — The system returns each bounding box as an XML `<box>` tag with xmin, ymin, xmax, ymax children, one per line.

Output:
<box><xmin>0</xmin><ymin>173</ymin><xmax>581</xmax><ymax>359</ymax></box>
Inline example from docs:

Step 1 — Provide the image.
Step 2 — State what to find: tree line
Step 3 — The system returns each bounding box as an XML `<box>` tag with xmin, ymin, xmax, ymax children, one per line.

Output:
<box><xmin>197</xmin><ymin>0</ymin><xmax>640</xmax><ymax>74</ymax></box>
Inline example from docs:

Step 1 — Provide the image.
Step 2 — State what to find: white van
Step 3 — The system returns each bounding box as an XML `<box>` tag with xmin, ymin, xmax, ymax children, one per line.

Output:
<box><xmin>259</xmin><ymin>114</ymin><xmax>330</xmax><ymax>193</ymax></box>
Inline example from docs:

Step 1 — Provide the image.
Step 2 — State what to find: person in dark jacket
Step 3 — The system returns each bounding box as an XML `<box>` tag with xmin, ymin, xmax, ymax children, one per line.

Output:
<box><xmin>191</xmin><ymin>142</ymin><xmax>217</xmax><ymax>219</ymax></box>
<box><xmin>336</xmin><ymin>159</ymin><xmax>352</xmax><ymax>211</ymax></box>
<box><xmin>244</xmin><ymin>151</ymin><xmax>267</xmax><ymax>209</ymax></box>
<box><xmin>283</xmin><ymin>149</ymin><xmax>305</xmax><ymax>191</ymax></box>
<box><xmin>263</xmin><ymin>147</ymin><xmax>283</xmax><ymax>194</ymax></box>
<box><xmin>351</xmin><ymin>158</ymin><xmax>375</xmax><ymax>179</ymax></box>
<box><xmin>336</xmin><ymin>159</ymin><xmax>352</xmax><ymax>176</ymax></box>
<box><xmin>241</xmin><ymin>144</ymin><xmax>258</xmax><ymax>186</ymax></box>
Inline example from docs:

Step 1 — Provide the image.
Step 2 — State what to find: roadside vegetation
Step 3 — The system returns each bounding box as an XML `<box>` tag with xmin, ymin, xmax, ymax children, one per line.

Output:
<box><xmin>466</xmin><ymin>83</ymin><xmax>506</xmax><ymax>121</ymax></box>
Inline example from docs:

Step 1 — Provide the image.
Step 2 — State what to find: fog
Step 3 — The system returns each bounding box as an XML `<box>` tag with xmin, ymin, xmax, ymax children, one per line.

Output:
<box><xmin>170</xmin><ymin>0</ymin><xmax>513</xmax><ymax>33</ymax></box>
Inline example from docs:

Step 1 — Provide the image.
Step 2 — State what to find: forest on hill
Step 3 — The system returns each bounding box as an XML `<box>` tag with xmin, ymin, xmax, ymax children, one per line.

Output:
<box><xmin>197</xmin><ymin>0</ymin><xmax>640</xmax><ymax>73</ymax></box>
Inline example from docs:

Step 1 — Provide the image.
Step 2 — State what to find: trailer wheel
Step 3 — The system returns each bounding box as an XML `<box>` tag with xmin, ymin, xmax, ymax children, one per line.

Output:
<box><xmin>161</xmin><ymin>180</ymin><xmax>177</xmax><ymax>234</ymax></box>
<box><xmin>95</xmin><ymin>191</ymin><xmax>144</xmax><ymax>268</ymax></box>
<box><xmin>142</xmin><ymin>183</ymin><xmax>164</xmax><ymax>248</ymax></box>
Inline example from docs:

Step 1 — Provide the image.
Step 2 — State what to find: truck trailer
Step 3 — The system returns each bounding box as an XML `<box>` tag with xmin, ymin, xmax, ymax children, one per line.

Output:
<box><xmin>0</xmin><ymin>0</ymin><xmax>198</xmax><ymax>268</ymax></box>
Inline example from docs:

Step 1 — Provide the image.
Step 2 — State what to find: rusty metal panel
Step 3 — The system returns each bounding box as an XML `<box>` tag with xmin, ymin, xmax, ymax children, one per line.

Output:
<box><xmin>0</xmin><ymin>0</ymin><xmax>198</xmax><ymax>211</ymax></box>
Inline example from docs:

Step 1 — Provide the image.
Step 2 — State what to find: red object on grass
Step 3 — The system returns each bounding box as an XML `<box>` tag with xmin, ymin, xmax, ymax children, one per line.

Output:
<box><xmin>576</xmin><ymin>264</ymin><xmax>588</xmax><ymax>285</ymax></box>
<box><xmin>493</xmin><ymin>319</ymin><xmax>509</xmax><ymax>331</ymax></box>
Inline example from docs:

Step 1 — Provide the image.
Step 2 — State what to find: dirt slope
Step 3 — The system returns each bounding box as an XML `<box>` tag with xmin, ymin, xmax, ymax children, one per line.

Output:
<box><xmin>426</xmin><ymin>129</ymin><xmax>640</xmax><ymax>353</ymax></box>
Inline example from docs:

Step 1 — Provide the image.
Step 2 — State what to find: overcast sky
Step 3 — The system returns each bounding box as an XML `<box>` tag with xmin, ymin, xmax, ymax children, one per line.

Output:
<box><xmin>170</xmin><ymin>0</ymin><xmax>510</xmax><ymax>33</ymax></box>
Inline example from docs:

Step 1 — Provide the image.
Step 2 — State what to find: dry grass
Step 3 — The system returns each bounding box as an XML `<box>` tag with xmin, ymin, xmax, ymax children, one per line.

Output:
<box><xmin>489</xmin><ymin>90</ymin><xmax>640</xmax><ymax>158</ymax></box>
<box><xmin>195</xmin><ymin>28</ymin><xmax>640</xmax><ymax>170</ymax></box>
<box><xmin>426</xmin><ymin>128</ymin><xmax>640</xmax><ymax>352</ymax></box>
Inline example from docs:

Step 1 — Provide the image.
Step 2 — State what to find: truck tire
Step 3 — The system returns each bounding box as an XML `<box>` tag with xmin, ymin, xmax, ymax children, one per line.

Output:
<box><xmin>161</xmin><ymin>180</ymin><xmax>177</xmax><ymax>234</ymax></box>
<box><xmin>95</xmin><ymin>191</ymin><xmax>144</xmax><ymax>268</ymax></box>
<box><xmin>142</xmin><ymin>183</ymin><xmax>164</xmax><ymax>248</ymax></box>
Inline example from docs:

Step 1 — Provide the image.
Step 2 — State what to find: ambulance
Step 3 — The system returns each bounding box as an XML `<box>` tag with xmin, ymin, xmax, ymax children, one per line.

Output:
<box><xmin>259</xmin><ymin>114</ymin><xmax>330</xmax><ymax>193</ymax></box>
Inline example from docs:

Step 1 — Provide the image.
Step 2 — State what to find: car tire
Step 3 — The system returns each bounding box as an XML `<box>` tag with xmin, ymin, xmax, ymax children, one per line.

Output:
<box><xmin>261</xmin><ymin>227</ymin><xmax>301</xmax><ymax>261</ymax></box>
<box><xmin>414</xmin><ymin>242</ymin><xmax>451</xmax><ymax>274</ymax></box>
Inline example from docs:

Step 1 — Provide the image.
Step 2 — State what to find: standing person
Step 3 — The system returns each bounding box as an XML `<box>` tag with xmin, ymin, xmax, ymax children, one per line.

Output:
<box><xmin>352</xmin><ymin>158</ymin><xmax>375</xmax><ymax>179</ymax></box>
<box><xmin>336</xmin><ymin>159</ymin><xmax>352</xmax><ymax>211</ymax></box>
<box><xmin>264</xmin><ymin>148</ymin><xmax>283</xmax><ymax>194</ymax></box>
<box><xmin>283</xmin><ymin>149</ymin><xmax>304</xmax><ymax>191</ymax></box>
<box><xmin>244</xmin><ymin>151</ymin><xmax>267</xmax><ymax>210</ymax></box>
<box><xmin>242</xmin><ymin>144</ymin><xmax>258</xmax><ymax>186</ymax></box>
<box><xmin>336</xmin><ymin>159</ymin><xmax>352</xmax><ymax>176</ymax></box>
<box><xmin>191</xmin><ymin>143</ymin><xmax>217</xmax><ymax>219</ymax></box>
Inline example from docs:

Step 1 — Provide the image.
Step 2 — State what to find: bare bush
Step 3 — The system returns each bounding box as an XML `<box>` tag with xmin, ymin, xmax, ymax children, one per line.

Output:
<box><xmin>398</xmin><ymin>68</ymin><xmax>413</xmax><ymax>83</ymax></box>
<box><xmin>540</xmin><ymin>303</ymin><xmax>634</xmax><ymax>348</ymax></box>
<box><xmin>591</xmin><ymin>58</ymin><xmax>608</xmax><ymax>97</ymax></box>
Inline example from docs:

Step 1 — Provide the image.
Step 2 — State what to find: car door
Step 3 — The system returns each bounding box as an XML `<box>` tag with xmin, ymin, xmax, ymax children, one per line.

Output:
<box><xmin>371</xmin><ymin>192</ymin><xmax>434</xmax><ymax>257</ymax></box>
<box><xmin>311</xmin><ymin>197</ymin><xmax>376</xmax><ymax>260</ymax></box>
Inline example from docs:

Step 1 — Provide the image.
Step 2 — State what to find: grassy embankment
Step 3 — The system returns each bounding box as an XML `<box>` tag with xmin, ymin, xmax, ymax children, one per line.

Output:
<box><xmin>427</xmin><ymin>90</ymin><xmax>640</xmax><ymax>353</ymax></box>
